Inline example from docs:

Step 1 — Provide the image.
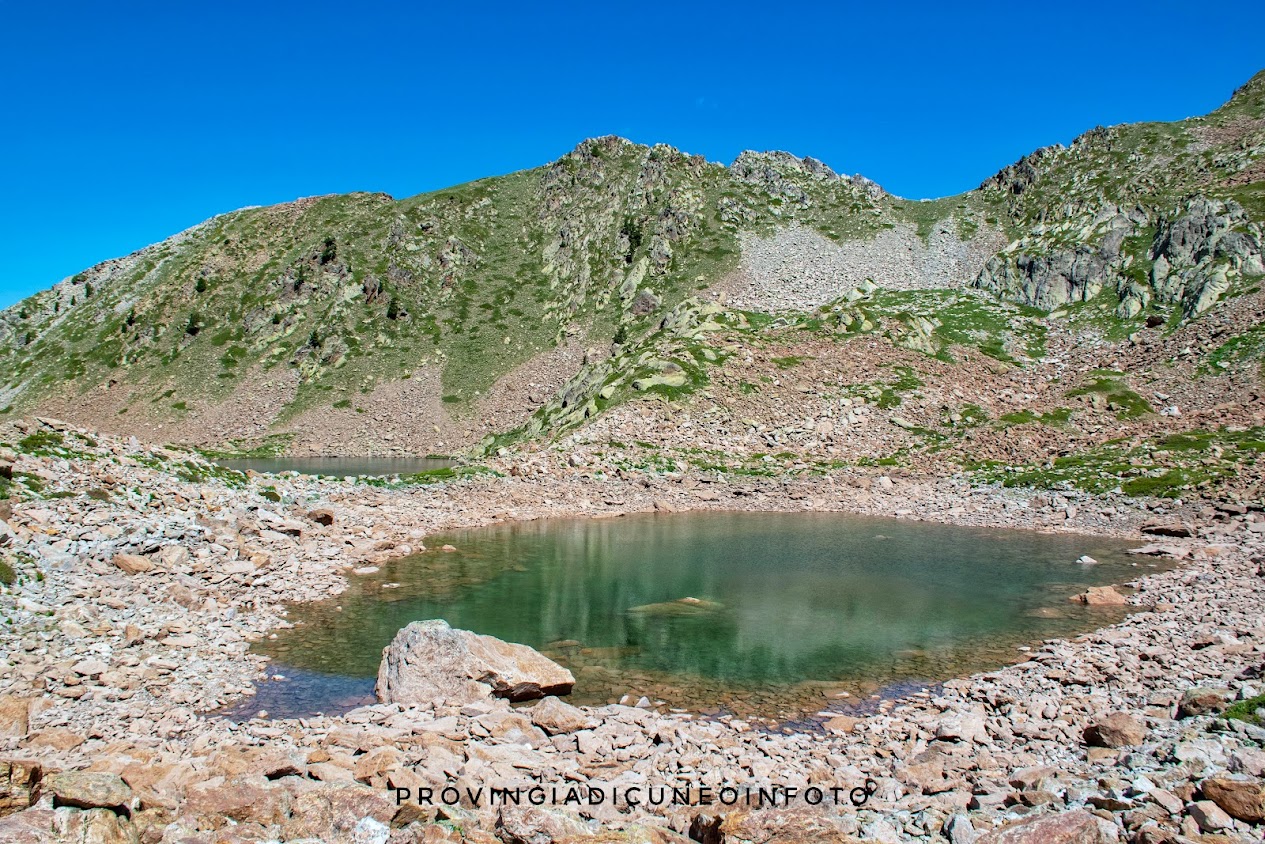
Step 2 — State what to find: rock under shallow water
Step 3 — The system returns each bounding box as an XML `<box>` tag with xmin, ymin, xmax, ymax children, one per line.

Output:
<box><xmin>626</xmin><ymin>596</ymin><xmax>725</xmax><ymax>616</ymax></box>
<box><xmin>376</xmin><ymin>619</ymin><xmax>574</xmax><ymax>706</ymax></box>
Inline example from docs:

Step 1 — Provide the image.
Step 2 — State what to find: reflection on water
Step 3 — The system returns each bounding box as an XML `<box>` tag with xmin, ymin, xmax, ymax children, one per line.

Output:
<box><xmin>244</xmin><ymin>511</ymin><xmax>1166</xmax><ymax>720</ymax></box>
<box><xmin>215</xmin><ymin>456</ymin><xmax>453</xmax><ymax>477</ymax></box>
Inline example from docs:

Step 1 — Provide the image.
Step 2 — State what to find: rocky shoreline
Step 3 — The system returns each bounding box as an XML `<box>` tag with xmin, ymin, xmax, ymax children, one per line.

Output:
<box><xmin>1</xmin><ymin>418</ymin><xmax>1264</xmax><ymax>843</ymax></box>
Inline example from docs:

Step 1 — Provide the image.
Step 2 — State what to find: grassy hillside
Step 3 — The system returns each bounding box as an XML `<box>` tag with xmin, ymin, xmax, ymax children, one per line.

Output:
<box><xmin>1</xmin><ymin>72</ymin><xmax>1263</xmax><ymax>456</ymax></box>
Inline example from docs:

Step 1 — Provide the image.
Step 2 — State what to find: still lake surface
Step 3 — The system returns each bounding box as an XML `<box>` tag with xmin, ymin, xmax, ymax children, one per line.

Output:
<box><xmin>215</xmin><ymin>456</ymin><xmax>452</xmax><ymax>476</ymax></box>
<box><xmin>226</xmin><ymin>511</ymin><xmax>1162</xmax><ymax>721</ymax></box>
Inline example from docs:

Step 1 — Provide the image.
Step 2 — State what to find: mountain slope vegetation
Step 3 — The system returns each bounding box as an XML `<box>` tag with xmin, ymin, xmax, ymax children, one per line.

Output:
<box><xmin>2</xmin><ymin>73</ymin><xmax>1263</xmax><ymax>467</ymax></box>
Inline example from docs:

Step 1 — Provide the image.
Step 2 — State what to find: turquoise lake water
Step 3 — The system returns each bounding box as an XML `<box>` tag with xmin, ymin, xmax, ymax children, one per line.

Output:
<box><xmin>234</xmin><ymin>511</ymin><xmax>1160</xmax><ymax>720</ymax></box>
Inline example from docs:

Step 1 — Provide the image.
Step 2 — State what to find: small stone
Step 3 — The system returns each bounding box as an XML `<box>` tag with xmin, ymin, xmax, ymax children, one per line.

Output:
<box><xmin>26</xmin><ymin>728</ymin><xmax>86</xmax><ymax>751</ymax></box>
<box><xmin>1177</xmin><ymin>687</ymin><xmax>1233</xmax><ymax>718</ymax></box>
<box><xmin>72</xmin><ymin>659</ymin><xmax>108</xmax><ymax>678</ymax></box>
<box><xmin>163</xmin><ymin>635</ymin><xmax>199</xmax><ymax>648</ymax></box>
<box><xmin>307</xmin><ymin>508</ymin><xmax>335</xmax><ymax>526</ymax></box>
<box><xmin>111</xmin><ymin>553</ymin><xmax>153</xmax><ymax>574</ymax></box>
<box><xmin>1148</xmin><ymin>788</ymin><xmax>1184</xmax><ymax>815</ymax></box>
<box><xmin>47</xmin><ymin>771</ymin><xmax>134</xmax><ymax>814</ymax></box>
<box><xmin>1188</xmin><ymin>799</ymin><xmax>1233</xmax><ymax>832</ymax></box>
<box><xmin>1072</xmin><ymin>586</ymin><xmax>1127</xmax><ymax>605</ymax></box>
<box><xmin>944</xmin><ymin>813</ymin><xmax>977</xmax><ymax>844</ymax></box>
<box><xmin>1083</xmin><ymin>712</ymin><xmax>1147</xmax><ymax>748</ymax></box>
<box><xmin>527</xmin><ymin>696</ymin><xmax>596</xmax><ymax>735</ymax></box>
<box><xmin>823</xmin><ymin>715</ymin><xmax>859</xmax><ymax>734</ymax></box>
<box><xmin>0</xmin><ymin>697</ymin><xmax>31</xmax><ymax>739</ymax></box>
<box><xmin>1140</xmin><ymin>522</ymin><xmax>1193</xmax><ymax>538</ymax></box>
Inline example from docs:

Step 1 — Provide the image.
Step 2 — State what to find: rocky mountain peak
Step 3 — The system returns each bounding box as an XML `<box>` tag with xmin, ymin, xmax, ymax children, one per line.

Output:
<box><xmin>1223</xmin><ymin>68</ymin><xmax>1265</xmax><ymax>117</ymax></box>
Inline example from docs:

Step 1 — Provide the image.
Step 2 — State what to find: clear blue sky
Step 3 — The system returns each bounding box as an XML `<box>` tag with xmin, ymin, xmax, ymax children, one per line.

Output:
<box><xmin>2</xmin><ymin>1</ymin><xmax>1262</xmax><ymax>308</ymax></box>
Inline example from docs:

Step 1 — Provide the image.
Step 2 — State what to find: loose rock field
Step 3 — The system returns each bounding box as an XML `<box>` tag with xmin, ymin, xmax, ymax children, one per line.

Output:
<box><xmin>1</xmin><ymin>419</ymin><xmax>1264</xmax><ymax>843</ymax></box>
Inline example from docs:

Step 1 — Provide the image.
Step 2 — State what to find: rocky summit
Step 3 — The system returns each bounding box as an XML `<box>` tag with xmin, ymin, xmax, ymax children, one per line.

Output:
<box><xmin>0</xmin><ymin>72</ymin><xmax>1264</xmax><ymax>843</ymax></box>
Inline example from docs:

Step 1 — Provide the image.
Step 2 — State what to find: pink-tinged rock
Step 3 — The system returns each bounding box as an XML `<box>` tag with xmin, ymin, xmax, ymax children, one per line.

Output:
<box><xmin>180</xmin><ymin>778</ymin><xmax>292</xmax><ymax>828</ymax></box>
<box><xmin>1188</xmin><ymin>799</ymin><xmax>1233</xmax><ymax>832</ymax></box>
<box><xmin>698</xmin><ymin>805</ymin><xmax>863</xmax><ymax>844</ymax></box>
<box><xmin>0</xmin><ymin>808</ymin><xmax>59</xmax><ymax>843</ymax></box>
<box><xmin>72</xmin><ymin>659</ymin><xmax>108</xmax><ymax>678</ymax></box>
<box><xmin>527</xmin><ymin>696</ymin><xmax>597</xmax><ymax>735</ymax></box>
<box><xmin>976</xmin><ymin>809</ymin><xmax>1119</xmax><ymax>843</ymax></box>
<box><xmin>1071</xmin><ymin>586</ymin><xmax>1127</xmax><ymax>606</ymax></box>
<box><xmin>0</xmin><ymin>697</ymin><xmax>31</xmax><ymax>739</ymax></box>
<box><xmin>1177</xmin><ymin>687</ymin><xmax>1233</xmax><ymax>718</ymax></box>
<box><xmin>497</xmin><ymin>806</ymin><xmax>594</xmax><ymax>843</ymax></box>
<box><xmin>1083</xmin><ymin>712</ymin><xmax>1147</xmax><ymax>748</ymax></box>
<box><xmin>1201</xmin><ymin>776</ymin><xmax>1265</xmax><ymax>823</ymax></box>
<box><xmin>307</xmin><ymin>508</ymin><xmax>336</xmax><ymax>526</ymax></box>
<box><xmin>58</xmin><ymin>807</ymin><xmax>139</xmax><ymax>844</ymax></box>
<box><xmin>24</xmin><ymin>727</ymin><xmax>85</xmax><ymax>751</ymax></box>
<box><xmin>1140</xmin><ymin>522</ymin><xmax>1192</xmax><ymax>538</ymax></box>
<box><xmin>377</xmin><ymin>620</ymin><xmax>574</xmax><ymax>706</ymax></box>
<box><xmin>111</xmin><ymin>553</ymin><xmax>153</xmax><ymax>574</ymax></box>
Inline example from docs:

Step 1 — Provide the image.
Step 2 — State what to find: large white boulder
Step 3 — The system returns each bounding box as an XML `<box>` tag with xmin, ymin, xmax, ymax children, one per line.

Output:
<box><xmin>376</xmin><ymin>620</ymin><xmax>574</xmax><ymax>706</ymax></box>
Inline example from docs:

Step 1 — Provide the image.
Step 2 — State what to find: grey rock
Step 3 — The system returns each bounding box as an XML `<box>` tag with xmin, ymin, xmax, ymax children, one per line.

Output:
<box><xmin>376</xmin><ymin>620</ymin><xmax>574</xmax><ymax>706</ymax></box>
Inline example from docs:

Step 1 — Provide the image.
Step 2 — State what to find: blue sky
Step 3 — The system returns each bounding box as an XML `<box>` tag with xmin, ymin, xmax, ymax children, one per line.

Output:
<box><xmin>2</xmin><ymin>1</ymin><xmax>1262</xmax><ymax>309</ymax></box>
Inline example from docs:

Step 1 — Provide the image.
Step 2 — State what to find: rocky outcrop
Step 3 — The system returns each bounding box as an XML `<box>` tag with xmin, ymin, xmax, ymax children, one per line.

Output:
<box><xmin>1150</xmin><ymin>196</ymin><xmax>1265</xmax><ymax>317</ymax></box>
<box><xmin>973</xmin><ymin>195</ymin><xmax>1264</xmax><ymax>319</ymax></box>
<box><xmin>971</xmin><ymin>204</ymin><xmax>1143</xmax><ymax>311</ymax></box>
<box><xmin>376</xmin><ymin>619</ymin><xmax>574</xmax><ymax>706</ymax></box>
<box><xmin>975</xmin><ymin>244</ymin><xmax>1112</xmax><ymax>311</ymax></box>
<box><xmin>730</xmin><ymin>151</ymin><xmax>843</xmax><ymax>205</ymax></box>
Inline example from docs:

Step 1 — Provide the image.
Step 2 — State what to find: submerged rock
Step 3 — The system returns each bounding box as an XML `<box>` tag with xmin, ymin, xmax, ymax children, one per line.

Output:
<box><xmin>626</xmin><ymin>596</ymin><xmax>724</xmax><ymax>616</ymax></box>
<box><xmin>376</xmin><ymin>620</ymin><xmax>574</xmax><ymax>706</ymax></box>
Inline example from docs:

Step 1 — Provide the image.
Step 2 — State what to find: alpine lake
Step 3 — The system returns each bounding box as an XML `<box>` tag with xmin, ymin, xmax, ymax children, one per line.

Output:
<box><xmin>227</xmin><ymin>510</ymin><xmax>1171</xmax><ymax>724</ymax></box>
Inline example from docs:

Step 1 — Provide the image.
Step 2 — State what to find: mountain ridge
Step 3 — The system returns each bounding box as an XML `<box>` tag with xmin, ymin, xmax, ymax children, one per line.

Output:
<box><xmin>1</xmin><ymin>72</ymin><xmax>1262</xmax><ymax>466</ymax></box>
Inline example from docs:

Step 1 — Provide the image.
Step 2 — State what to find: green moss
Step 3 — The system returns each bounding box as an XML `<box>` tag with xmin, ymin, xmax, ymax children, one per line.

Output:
<box><xmin>1066</xmin><ymin>378</ymin><xmax>1153</xmax><ymax>419</ymax></box>
<box><xmin>0</xmin><ymin>558</ymin><xmax>15</xmax><ymax>586</ymax></box>
<box><xmin>18</xmin><ymin>430</ymin><xmax>63</xmax><ymax>454</ymax></box>
<box><xmin>1225</xmin><ymin>693</ymin><xmax>1265</xmax><ymax>726</ymax></box>
<box><xmin>951</xmin><ymin>404</ymin><xmax>991</xmax><ymax>427</ymax></box>
<box><xmin>970</xmin><ymin>426</ymin><xmax>1262</xmax><ymax>498</ymax></box>
<box><xmin>195</xmin><ymin>433</ymin><xmax>294</xmax><ymax>459</ymax></box>
<box><xmin>997</xmin><ymin>407</ymin><xmax>1073</xmax><ymax>426</ymax></box>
